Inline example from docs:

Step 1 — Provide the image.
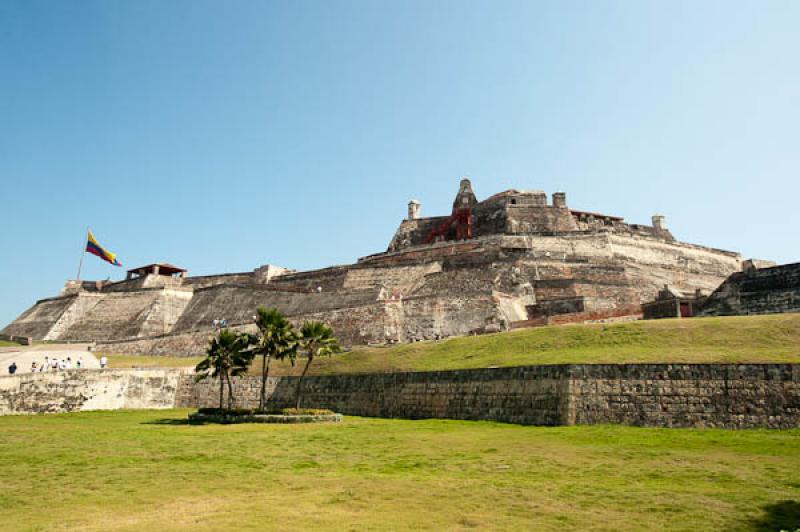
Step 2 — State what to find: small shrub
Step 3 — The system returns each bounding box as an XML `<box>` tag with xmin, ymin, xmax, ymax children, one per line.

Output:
<box><xmin>195</xmin><ymin>407</ymin><xmax>334</xmax><ymax>416</ymax></box>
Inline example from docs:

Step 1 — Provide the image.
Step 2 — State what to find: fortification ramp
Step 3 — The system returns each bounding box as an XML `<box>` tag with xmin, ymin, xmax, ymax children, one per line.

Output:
<box><xmin>57</xmin><ymin>291</ymin><xmax>167</xmax><ymax>342</ymax></box>
<box><xmin>1</xmin><ymin>296</ymin><xmax>80</xmax><ymax>339</ymax></box>
<box><xmin>170</xmin><ymin>284</ymin><xmax>380</xmax><ymax>333</ymax></box>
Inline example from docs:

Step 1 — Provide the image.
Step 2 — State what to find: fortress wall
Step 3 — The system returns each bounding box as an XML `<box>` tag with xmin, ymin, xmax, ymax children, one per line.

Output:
<box><xmin>99</xmin><ymin>277</ymin><xmax>149</xmax><ymax>292</ymax></box>
<box><xmin>472</xmin><ymin>197</ymin><xmax>508</xmax><ymax>236</ymax></box>
<box><xmin>184</xmin><ymin>364</ymin><xmax>800</xmax><ymax>429</ymax></box>
<box><xmin>96</xmin><ymin>294</ymin><xmax>502</xmax><ymax>353</ymax></box>
<box><xmin>505</xmin><ymin>205</ymin><xmax>579</xmax><ymax>234</ymax></box>
<box><xmin>268</xmin><ymin>266</ymin><xmax>352</xmax><ymax>293</ymax></box>
<box><xmin>699</xmin><ymin>262</ymin><xmax>800</xmax><ymax>316</ymax></box>
<box><xmin>361</xmin><ymin>239</ymin><xmax>489</xmax><ymax>267</ymax></box>
<box><xmin>609</xmin><ymin>234</ymin><xmax>741</xmax><ymax>300</ymax></box>
<box><xmin>522</xmin><ymin>262</ymin><xmax>637</xmax><ymax>304</ymax></box>
<box><xmin>182</xmin><ymin>272</ymin><xmax>255</xmax><ymax>289</ymax></box>
<box><xmin>387</xmin><ymin>216</ymin><xmax>450</xmax><ymax>251</ymax></box>
<box><xmin>170</xmin><ymin>285</ymin><xmax>378</xmax><ymax>333</ymax></box>
<box><xmin>500</xmin><ymin>233</ymin><xmax>614</xmax><ymax>259</ymax></box>
<box><xmin>0</xmin><ymin>369</ymin><xmax>190</xmax><ymax>415</ymax></box>
<box><xmin>391</xmin><ymin>294</ymin><xmax>506</xmax><ymax>342</ymax></box>
<box><xmin>299</xmin><ymin>303</ymin><xmax>388</xmax><ymax>346</ymax></box>
<box><xmin>412</xmin><ymin>264</ymin><xmax>499</xmax><ymax>298</ymax></box>
<box><xmin>103</xmin><ymin>275</ymin><xmax>184</xmax><ymax>293</ymax></box>
<box><xmin>94</xmin><ymin>326</ymin><xmax>248</xmax><ymax>356</ymax></box>
<box><xmin>136</xmin><ymin>289</ymin><xmax>194</xmax><ymax>338</ymax></box>
<box><xmin>342</xmin><ymin>263</ymin><xmax>442</xmax><ymax>293</ymax></box>
<box><xmin>1</xmin><ymin>296</ymin><xmax>82</xmax><ymax>339</ymax></box>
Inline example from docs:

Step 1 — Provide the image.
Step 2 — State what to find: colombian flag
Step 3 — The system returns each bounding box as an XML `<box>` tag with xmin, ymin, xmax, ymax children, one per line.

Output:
<box><xmin>86</xmin><ymin>231</ymin><xmax>122</xmax><ymax>267</ymax></box>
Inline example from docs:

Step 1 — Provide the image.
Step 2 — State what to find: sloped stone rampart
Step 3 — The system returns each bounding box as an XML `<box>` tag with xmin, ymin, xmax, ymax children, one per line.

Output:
<box><xmin>95</xmin><ymin>326</ymin><xmax>253</xmax><ymax>357</ymax></box>
<box><xmin>1</xmin><ymin>295</ymin><xmax>78</xmax><ymax>339</ymax></box>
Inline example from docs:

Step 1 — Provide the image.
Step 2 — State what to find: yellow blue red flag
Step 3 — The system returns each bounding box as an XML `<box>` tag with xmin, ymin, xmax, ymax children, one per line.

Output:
<box><xmin>85</xmin><ymin>231</ymin><xmax>122</xmax><ymax>267</ymax></box>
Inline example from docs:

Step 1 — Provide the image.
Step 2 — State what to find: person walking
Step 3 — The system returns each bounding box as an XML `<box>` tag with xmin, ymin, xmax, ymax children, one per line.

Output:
<box><xmin>8</xmin><ymin>362</ymin><xmax>17</xmax><ymax>375</ymax></box>
<box><xmin>50</xmin><ymin>358</ymin><xmax>58</xmax><ymax>371</ymax></box>
<box><xmin>100</xmin><ymin>355</ymin><xmax>108</xmax><ymax>369</ymax></box>
<box><xmin>76</xmin><ymin>357</ymin><xmax>83</xmax><ymax>369</ymax></box>
<box><xmin>42</xmin><ymin>356</ymin><xmax>49</xmax><ymax>371</ymax></box>
<box><xmin>31</xmin><ymin>361</ymin><xmax>37</xmax><ymax>373</ymax></box>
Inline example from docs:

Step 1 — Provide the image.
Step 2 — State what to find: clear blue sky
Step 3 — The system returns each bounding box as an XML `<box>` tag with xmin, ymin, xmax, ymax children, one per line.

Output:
<box><xmin>1</xmin><ymin>0</ymin><xmax>799</xmax><ymax>326</ymax></box>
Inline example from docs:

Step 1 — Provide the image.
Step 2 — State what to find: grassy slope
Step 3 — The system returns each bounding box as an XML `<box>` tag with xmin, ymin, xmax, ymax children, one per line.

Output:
<box><xmin>102</xmin><ymin>314</ymin><xmax>800</xmax><ymax>374</ymax></box>
<box><xmin>0</xmin><ymin>409</ymin><xmax>797</xmax><ymax>531</ymax></box>
<box><xmin>271</xmin><ymin>313</ymin><xmax>800</xmax><ymax>376</ymax></box>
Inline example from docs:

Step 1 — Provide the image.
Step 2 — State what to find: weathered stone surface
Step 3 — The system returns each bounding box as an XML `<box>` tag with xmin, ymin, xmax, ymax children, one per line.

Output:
<box><xmin>699</xmin><ymin>262</ymin><xmax>800</xmax><ymax>316</ymax></box>
<box><xmin>0</xmin><ymin>369</ymin><xmax>191</xmax><ymax>415</ymax></box>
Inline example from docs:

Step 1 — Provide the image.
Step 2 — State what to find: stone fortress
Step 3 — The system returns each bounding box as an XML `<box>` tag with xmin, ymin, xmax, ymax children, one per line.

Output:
<box><xmin>3</xmin><ymin>179</ymin><xmax>749</xmax><ymax>355</ymax></box>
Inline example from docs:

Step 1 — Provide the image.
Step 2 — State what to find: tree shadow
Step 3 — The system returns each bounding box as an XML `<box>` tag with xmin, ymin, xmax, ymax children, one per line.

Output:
<box><xmin>141</xmin><ymin>418</ymin><xmax>195</xmax><ymax>426</ymax></box>
<box><xmin>747</xmin><ymin>500</ymin><xmax>800</xmax><ymax>532</ymax></box>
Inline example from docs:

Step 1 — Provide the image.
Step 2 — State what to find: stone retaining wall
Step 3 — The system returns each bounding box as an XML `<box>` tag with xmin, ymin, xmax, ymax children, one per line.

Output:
<box><xmin>0</xmin><ymin>334</ymin><xmax>31</xmax><ymax>345</ymax></box>
<box><xmin>184</xmin><ymin>363</ymin><xmax>800</xmax><ymax>429</ymax></box>
<box><xmin>566</xmin><ymin>365</ymin><xmax>799</xmax><ymax>429</ymax></box>
<box><xmin>0</xmin><ymin>369</ymin><xmax>191</xmax><ymax>415</ymax></box>
<box><xmin>2</xmin><ymin>364</ymin><xmax>797</xmax><ymax>429</ymax></box>
<box><xmin>184</xmin><ymin>366</ymin><xmax>570</xmax><ymax>426</ymax></box>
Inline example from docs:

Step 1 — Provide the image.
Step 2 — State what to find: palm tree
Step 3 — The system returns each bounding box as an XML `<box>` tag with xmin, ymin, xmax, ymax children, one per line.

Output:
<box><xmin>295</xmin><ymin>321</ymin><xmax>340</xmax><ymax>409</ymax></box>
<box><xmin>195</xmin><ymin>328</ymin><xmax>254</xmax><ymax>410</ymax></box>
<box><xmin>251</xmin><ymin>307</ymin><xmax>298</xmax><ymax>411</ymax></box>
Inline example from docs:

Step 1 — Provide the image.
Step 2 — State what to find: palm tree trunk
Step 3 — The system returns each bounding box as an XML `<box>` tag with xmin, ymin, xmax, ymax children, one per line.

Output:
<box><xmin>217</xmin><ymin>371</ymin><xmax>225</xmax><ymax>410</ymax></box>
<box><xmin>295</xmin><ymin>356</ymin><xmax>313</xmax><ymax>409</ymax></box>
<box><xmin>259</xmin><ymin>354</ymin><xmax>271</xmax><ymax>412</ymax></box>
<box><xmin>218</xmin><ymin>373</ymin><xmax>224</xmax><ymax>410</ymax></box>
<box><xmin>226</xmin><ymin>372</ymin><xmax>235</xmax><ymax>410</ymax></box>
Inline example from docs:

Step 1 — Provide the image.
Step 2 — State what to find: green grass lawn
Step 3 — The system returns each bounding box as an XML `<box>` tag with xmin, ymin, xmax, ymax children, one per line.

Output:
<box><xmin>0</xmin><ymin>409</ymin><xmax>797</xmax><ymax>531</ymax></box>
<box><xmin>268</xmin><ymin>313</ymin><xmax>800</xmax><ymax>376</ymax></box>
<box><xmin>0</xmin><ymin>340</ymin><xmax>21</xmax><ymax>347</ymax></box>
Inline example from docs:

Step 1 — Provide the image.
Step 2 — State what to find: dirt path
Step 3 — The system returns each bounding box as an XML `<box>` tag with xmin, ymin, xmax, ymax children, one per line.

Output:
<box><xmin>1</xmin><ymin>344</ymin><xmax>99</xmax><ymax>375</ymax></box>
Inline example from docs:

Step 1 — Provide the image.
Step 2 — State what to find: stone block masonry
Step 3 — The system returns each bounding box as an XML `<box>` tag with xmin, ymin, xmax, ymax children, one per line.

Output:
<box><xmin>699</xmin><ymin>262</ymin><xmax>800</xmax><ymax>316</ymax></box>
<box><xmin>184</xmin><ymin>363</ymin><xmax>800</xmax><ymax>429</ymax></box>
<box><xmin>565</xmin><ymin>364</ymin><xmax>800</xmax><ymax>429</ymax></box>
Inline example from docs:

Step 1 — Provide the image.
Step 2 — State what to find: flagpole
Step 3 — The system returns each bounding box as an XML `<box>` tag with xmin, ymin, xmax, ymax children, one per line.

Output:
<box><xmin>76</xmin><ymin>227</ymin><xmax>88</xmax><ymax>282</ymax></box>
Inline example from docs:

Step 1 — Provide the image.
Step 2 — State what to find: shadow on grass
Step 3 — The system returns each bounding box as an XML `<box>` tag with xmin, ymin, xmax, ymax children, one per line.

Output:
<box><xmin>141</xmin><ymin>418</ymin><xmax>195</xmax><ymax>426</ymax></box>
<box><xmin>747</xmin><ymin>500</ymin><xmax>800</xmax><ymax>532</ymax></box>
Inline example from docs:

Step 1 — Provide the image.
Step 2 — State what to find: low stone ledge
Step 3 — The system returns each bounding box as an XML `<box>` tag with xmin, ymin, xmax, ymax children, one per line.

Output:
<box><xmin>187</xmin><ymin>412</ymin><xmax>343</xmax><ymax>424</ymax></box>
